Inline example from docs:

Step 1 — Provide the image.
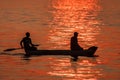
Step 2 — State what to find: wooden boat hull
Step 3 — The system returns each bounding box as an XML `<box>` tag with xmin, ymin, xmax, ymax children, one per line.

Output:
<box><xmin>26</xmin><ymin>46</ymin><xmax>98</xmax><ymax>57</ymax></box>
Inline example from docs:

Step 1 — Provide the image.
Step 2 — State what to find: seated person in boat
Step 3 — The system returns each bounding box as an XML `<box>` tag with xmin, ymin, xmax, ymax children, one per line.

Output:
<box><xmin>70</xmin><ymin>32</ymin><xmax>98</xmax><ymax>57</ymax></box>
<box><xmin>20</xmin><ymin>32</ymin><xmax>37</xmax><ymax>53</ymax></box>
<box><xmin>70</xmin><ymin>32</ymin><xmax>83</xmax><ymax>60</ymax></box>
<box><xmin>70</xmin><ymin>32</ymin><xmax>83</xmax><ymax>51</ymax></box>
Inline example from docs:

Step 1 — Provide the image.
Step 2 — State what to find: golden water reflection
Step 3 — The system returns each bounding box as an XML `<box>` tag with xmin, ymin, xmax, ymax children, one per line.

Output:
<box><xmin>48</xmin><ymin>0</ymin><xmax>101</xmax><ymax>49</ymax></box>
<box><xmin>48</xmin><ymin>57</ymin><xmax>102</xmax><ymax>80</ymax></box>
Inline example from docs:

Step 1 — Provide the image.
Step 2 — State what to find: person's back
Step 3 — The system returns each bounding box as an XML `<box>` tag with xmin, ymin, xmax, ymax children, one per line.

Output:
<box><xmin>71</xmin><ymin>36</ymin><xmax>79</xmax><ymax>50</ymax></box>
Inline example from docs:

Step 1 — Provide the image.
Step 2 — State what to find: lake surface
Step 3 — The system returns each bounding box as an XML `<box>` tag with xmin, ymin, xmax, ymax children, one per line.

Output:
<box><xmin>0</xmin><ymin>0</ymin><xmax>120</xmax><ymax>80</ymax></box>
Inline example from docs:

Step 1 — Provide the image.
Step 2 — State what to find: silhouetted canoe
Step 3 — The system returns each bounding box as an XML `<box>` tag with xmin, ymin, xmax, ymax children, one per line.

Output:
<box><xmin>26</xmin><ymin>46</ymin><xmax>98</xmax><ymax>57</ymax></box>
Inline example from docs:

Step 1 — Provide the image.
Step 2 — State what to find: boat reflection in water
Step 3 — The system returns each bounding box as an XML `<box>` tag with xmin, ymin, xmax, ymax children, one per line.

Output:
<box><xmin>47</xmin><ymin>0</ymin><xmax>102</xmax><ymax>79</ymax></box>
<box><xmin>47</xmin><ymin>0</ymin><xmax>101</xmax><ymax>50</ymax></box>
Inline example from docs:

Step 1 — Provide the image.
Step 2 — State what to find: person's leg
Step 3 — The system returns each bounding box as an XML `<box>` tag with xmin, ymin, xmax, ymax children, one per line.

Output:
<box><xmin>24</xmin><ymin>49</ymin><xmax>30</xmax><ymax>56</ymax></box>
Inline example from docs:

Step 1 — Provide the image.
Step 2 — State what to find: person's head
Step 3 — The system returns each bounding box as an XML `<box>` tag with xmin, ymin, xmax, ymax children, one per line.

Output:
<box><xmin>26</xmin><ymin>32</ymin><xmax>30</xmax><ymax>37</ymax></box>
<box><xmin>74</xmin><ymin>32</ymin><xmax>78</xmax><ymax>37</ymax></box>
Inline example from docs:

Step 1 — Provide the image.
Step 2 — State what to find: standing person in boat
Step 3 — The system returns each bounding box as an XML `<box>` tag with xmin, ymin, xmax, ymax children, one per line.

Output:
<box><xmin>70</xmin><ymin>32</ymin><xmax>83</xmax><ymax>61</ymax></box>
<box><xmin>20</xmin><ymin>32</ymin><xmax>37</xmax><ymax>54</ymax></box>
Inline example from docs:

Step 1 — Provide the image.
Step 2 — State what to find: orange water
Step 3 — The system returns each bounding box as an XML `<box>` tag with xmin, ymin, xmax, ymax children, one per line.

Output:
<box><xmin>0</xmin><ymin>0</ymin><xmax>120</xmax><ymax>80</ymax></box>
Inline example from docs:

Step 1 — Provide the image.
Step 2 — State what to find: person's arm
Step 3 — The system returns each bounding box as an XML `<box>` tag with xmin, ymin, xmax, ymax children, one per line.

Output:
<box><xmin>29</xmin><ymin>38</ymin><xmax>34</xmax><ymax>46</ymax></box>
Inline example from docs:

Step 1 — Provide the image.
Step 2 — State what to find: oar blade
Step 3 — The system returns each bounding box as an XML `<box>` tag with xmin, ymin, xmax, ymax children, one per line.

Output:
<box><xmin>4</xmin><ymin>48</ymin><xmax>22</xmax><ymax>52</ymax></box>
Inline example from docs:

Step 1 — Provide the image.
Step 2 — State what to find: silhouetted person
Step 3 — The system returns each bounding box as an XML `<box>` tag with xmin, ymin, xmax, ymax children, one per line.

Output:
<box><xmin>70</xmin><ymin>32</ymin><xmax>83</xmax><ymax>51</ymax></box>
<box><xmin>70</xmin><ymin>32</ymin><xmax>83</xmax><ymax>61</ymax></box>
<box><xmin>20</xmin><ymin>32</ymin><xmax>37</xmax><ymax>55</ymax></box>
<box><xmin>70</xmin><ymin>32</ymin><xmax>98</xmax><ymax>58</ymax></box>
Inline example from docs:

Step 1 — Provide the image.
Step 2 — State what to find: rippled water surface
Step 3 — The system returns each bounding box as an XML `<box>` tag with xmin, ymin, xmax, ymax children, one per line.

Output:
<box><xmin>0</xmin><ymin>0</ymin><xmax>120</xmax><ymax>80</ymax></box>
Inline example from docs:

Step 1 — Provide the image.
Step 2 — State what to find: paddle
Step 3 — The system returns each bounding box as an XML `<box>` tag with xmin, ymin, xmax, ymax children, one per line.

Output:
<box><xmin>4</xmin><ymin>44</ymin><xmax>39</xmax><ymax>52</ymax></box>
<box><xmin>4</xmin><ymin>48</ymin><xmax>22</xmax><ymax>52</ymax></box>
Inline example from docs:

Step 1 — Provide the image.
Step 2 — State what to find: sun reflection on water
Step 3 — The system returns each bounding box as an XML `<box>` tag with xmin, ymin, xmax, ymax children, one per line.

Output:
<box><xmin>48</xmin><ymin>0</ymin><xmax>101</xmax><ymax>49</ymax></box>
<box><xmin>48</xmin><ymin>57</ymin><xmax>102</xmax><ymax>80</ymax></box>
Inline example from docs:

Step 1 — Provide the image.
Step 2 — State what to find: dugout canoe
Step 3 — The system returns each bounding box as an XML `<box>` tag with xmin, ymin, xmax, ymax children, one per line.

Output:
<box><xmin>26</xmin><ymin>46</ymin><xmax>98</xmax><ymax>57</ymax></box>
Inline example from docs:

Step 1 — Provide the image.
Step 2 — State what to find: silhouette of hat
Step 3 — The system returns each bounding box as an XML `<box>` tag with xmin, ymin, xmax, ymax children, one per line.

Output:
<box><xmin>74</xmin><ymin>32</ymin><xmax>78</xmax><ymax>35</ymax></box>
<box><xmin>26</xmin><ymin>32</ymin><xmax>30</xmax><ymax>36</ymax></box>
